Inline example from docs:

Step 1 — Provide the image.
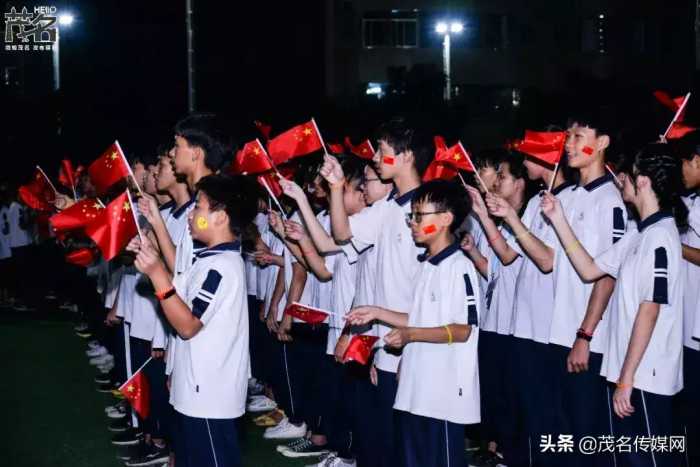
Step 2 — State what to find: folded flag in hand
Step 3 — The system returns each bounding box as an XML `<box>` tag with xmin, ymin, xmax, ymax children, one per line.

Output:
<box><xmin>342</xmin><ymin>335</ymin><xmax>380</xmax><ymax>365</ymax></box>
<box><xmin>284</xmin><ymin>302</ymin><xmax>329</xmax><ymax>324</ymax></box>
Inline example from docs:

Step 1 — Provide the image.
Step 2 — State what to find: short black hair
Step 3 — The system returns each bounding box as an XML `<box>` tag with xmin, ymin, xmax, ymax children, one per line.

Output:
<box><xmin>474</xmin><ymin>148</ymin><xmax>506</xmax><ymax>170</ymax></box>
<box><xmin>376</xmin><ymin>117</ymin><xmax>434</xmax><ymax>176</ymax></box>
<box><xmin>175</xmin><ymin>113</ymin><xmax>233</xmax><ymax>171</ymax></box>
<box><xmin>412</xmin><ymin>180</ymin><xmax>471</xmax><ymax>233</ymax></box>
<box><xmin>195</xmin><ymin>174</ymin><xmax>259</xmax><ymax>236</ymax></box>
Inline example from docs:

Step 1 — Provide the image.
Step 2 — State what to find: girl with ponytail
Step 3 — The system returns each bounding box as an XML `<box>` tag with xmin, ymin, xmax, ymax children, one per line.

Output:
<box><xmin>540</xmin><ymin>142</ymin><xmax>685</xmax><ymax>467</ymax></box>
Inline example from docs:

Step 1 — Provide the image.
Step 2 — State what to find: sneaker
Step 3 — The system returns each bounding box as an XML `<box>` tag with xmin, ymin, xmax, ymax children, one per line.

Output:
<box><xmin>13</xmin><ymin>303</ymin><xmax>29</xmax><ymax>311</ymax></box>
<box><xmin>107</xmin><ymin>418</ymin><xmax>130</xmax><ymax>432</ymax></box>
<box><xmin>276</xmin><ymin>437</ymin><xmax>307</xmax><ymax>453</ymax></box>
<box><xmin>280</xmin><ymin>438</ymin><xmax>330</xmax><ymax>458</ymax></box>
<box><xmin>111</xmin><ymin>429</ymin><xmax>143</xmax><ymax>446</ymax></box>
<box><xmin>97</xmin><ymin>381</ymin><xmax>117</xmax><ymax>393</ymax></box>
<box><xmin>45</xmin><ymin>291</ymin><xmax>57</xmax><ymax>300</ymax></box>
<box><xmin>86</xmin><ymin>346</ymin><xmax>108</xmax><ymax>357</ymax></box>
<box><xmin>263</xmin><ymin>418</ymin><xmax>307</xmax><ymax>440</ymax></box>
<box><xmin>106</xmin><ymin>403</ymin><xmax>128</xmax><ymax>419</ymax></box>
<box><xmin>247</xmin><ymin>395</ymin><xmax>276</xmax><ymax>413</ymax></box>
<box><xmin>469</xmin><ymin>449</ymin><xmax>503</xmax><ymax>467</ymax></box>
<box><xmin>307</xmin><ymin>453</ymin><xmax>356</xmax><ymax>467</ymax></box>
<box><xmin>105</xmin><ymin>400</ymin><xmax>127</xmax><ymax>414</ymax></box>
<box><xmin>61</xmin><ymin>302</ymin><xmax>76</xmax><ymax>311</ymax></box>
<box><xmin>76</xmin><ymin>331</ymin><xmax>93</xmax><ymax>339</ymax></box>
<box><xmin>97</xmin><ymin>361</ymin><xmax>115</xmax><ymax>373</ymax></box>
<box><xmin>94</xmin><ymin>372</ymin><xmax>112</xmax><ymax>384</ymax></box>
<box><xmin>87</xmin><ymin>340</ymin><xmax>101</xmax><ymax>349</ymax></box>
<box><xmin>125</xmin><ymin>443</ymin><xmax>170</xmax><ymax>466</ymax></box>
<box><xmin>73</xmin><ymin>322</ymin><xmax>89</xmax><ymax>332</ymax></box>
<box><xmin>117</xmin><ymin>441</ymin><xmax>148</xmax><ymax>461</ymax></box>
<box><xmin>89</xmin><ymin>354</ymin><xmax>114</xmax><ymax>366</ymax></box>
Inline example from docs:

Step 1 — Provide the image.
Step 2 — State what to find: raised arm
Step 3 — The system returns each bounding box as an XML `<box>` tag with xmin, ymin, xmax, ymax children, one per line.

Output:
<box><xmin>466</xmin><ymin>186</ymin><xmax>519</xmax><ymax>266</ymax></box>
<box><xmin>138</xmin><ymin>194</ymin><xmax>177</xmax><ymax>273</ymax></box>
<box><xmin>682</xmin><ymin>243</ymin><xmax>700</xmax><ymax>266</ymax></box>
<box><xmin>320</xmin><ymin>155</ymin><xmax>353</xmax><ymax>242</ymax></box>
<box><xmin>285</xmin><ymin>220</ymin><xmax>332</xmax><ymax>281</ymax></box>
<box><xmin>460</xmin><ymin>233</ymin><xmax>488</xmax><ymax>278</ymax></box>
<box><xmin>346</xmin><ymin>305</ymin><xmax>409</xmax><ymax>328</ymax></box>
<box><xmin>541</xmin><ymin>192</ymin><xmax>606</xmax><ymax>282</ymax></box>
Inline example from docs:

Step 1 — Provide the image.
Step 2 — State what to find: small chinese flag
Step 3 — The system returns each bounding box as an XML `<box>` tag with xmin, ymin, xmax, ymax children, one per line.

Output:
<box><xmin>65</xmin><ymin>248</ymin><xmax>97</xmax><ymax>267</ymax></box>
<box><xmin>344</xmin><ymin>137</ymin><xmax>375</xmax><ymax>160</ymax></box>
<box><xmin>667</xmin><ymin>122</ymin><xmax>696</xmax><ymax>140</ymax></box>
<box><xmin>653</xmin><ymin>91</ymin><xmax>696</xmax><ymax>140</ymax></box>
<box><xmin>49</xmin><ymin>198</ymin><xmax>103</xmax><ymax>234</ymax></box>
<box><xmin>84</xmin><ymin>191</ymin><xmax>138</xmax><ymax>261</ymax></box>
<box><xmin>328</xmin><ymin>142</ymin><xmax>346</xmax><ymax>155</ymax></box>
<box><xmin>284</xmin><ymin>302</ymin><xmax>329</xmax><ymax>324</ymax></box>
<box><xmin>58</xmin><ymin>160</ymin><xmax>82</xmax><ymax>190</ymax></box>
<box><xmin>88</xmin><ymin>142</ymin><xmax>131</xmax><ymax>195</ymax></box>
<box><xmin>232</xmin><ymin>139</ymin><xmax>274</xmax><ymax>175</ymax></box>
<box><xmin>254</xmin><ymin>120</ymin><xmax>272</xmax><ymax>141</ymax></box>
<box><xmin>342</xmin><ymin>335</ymin><xmax>380</xmax><ymax>365</ymax></box>
<box><xmin>511</xmin><ymin>131</ymin><xmax>566</xmax><ymax>165</ymax></box>
<box><xmin>119</xmin><ymin>367</ymin><xmax>150</xmax><ymax>419</ymax></box>
<box><xmin>434</xmin><ymin>141</ymin><xmax>476</xmax><ymax>172</ymax></box>
<box><xmin>422</xmin><ymin>161</ymin><xmax>459</xmax><ymax>182</ymax></box>
<box><xmin>268</xmin><ymin>120</ymin><xmax>324</xmax><ymax>165</ymax></box>
<box><xmin>18</xmin><ymin>169</ymin><xmax>56</xmax><ymax>212</ymax></box>
<box><xmin>257</xmin><ymin>172</ymin><xmax>284</xmax><ymax>198</ymax></box>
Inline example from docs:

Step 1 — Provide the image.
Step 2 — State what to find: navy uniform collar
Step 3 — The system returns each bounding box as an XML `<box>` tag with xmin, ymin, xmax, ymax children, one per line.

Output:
<box><xmin>388</xmin><ymin>186</ymin><xmax>420</xmax><ymax>206</ymax></box>
<box><xmin>418</xmin><ymin>242</ymin><xmax>461</xmax><ymax>266</ymax></box>
<box><xmin>195</xmin><ymin>241</ymin><xmax>241</xmax><ymax>258</ymax></box>
<box><xmin>171</xmin><ymin>196</ymin><xmax>195</xmax><ymax>219</ymax></box>
<box><xmin>551</xmin><ymin>181</ymin><xmax>575</xmax><ymax>196</ymax></box>
<box><xmin>573</xmin><ymin>173</ymin><xmax>613</xmax><ymax>192</ymax></box>
<box><xmin>159</xmin><ymin>200</ymin><xmax>175</xmax><ymax>212</ymax></box>
<box><xmin>637</xmin><ymin>211</ymin><xmax>673</xmax><ymax>232</ymax></box>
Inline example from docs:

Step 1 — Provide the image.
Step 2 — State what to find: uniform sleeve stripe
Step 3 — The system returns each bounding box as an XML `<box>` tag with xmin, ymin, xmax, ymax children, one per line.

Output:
<box><xmin>653</xmin><ymin>247</ymin><xmax>668</xmax><ymax>304</ymax></box>
<box><xmin>192</xmin><ymin>270</ymin><xmax>223</xmax><ymax>318</ymax></box>
<box><xmin>192</xmin><ymin>297</ymin><xmax>209</xmax><ymax>318</ymax></box>
<box><xmin>463</xmin><ymin>274</ymin><xmax>478</xmax><ymax>326</ymax></box>
<box><xmin>612</xmin><ymin>207</ymin><xmax>625</xmax><ymax>244</ymax></box>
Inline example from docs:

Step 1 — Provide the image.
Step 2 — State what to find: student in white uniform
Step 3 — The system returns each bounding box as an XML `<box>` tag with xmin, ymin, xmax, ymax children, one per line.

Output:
<box><xmin>279</xmin><ymin>156</ymin><xmax>367</xmax><ymax>466</ymax></box>
<box><xmin>132</xmin><ymin>174</ymin><xmax>257</xmax><ymax>467</ymax></box>
<box><xmin>542</xmin><ymin>143</ymin><xmax>686</xmax><ymax>467</ymax></box>
<box><xmin>347</xmin><ymin>180</ymin><xmax>480</xmax><ymax>467</ymax></box>
<box><xmin>670</xmin><ymin>132</ymin><xmax>700</xmax><ymax>466</ymax></box>
<box><xmin>8</xmin><ymin>193</ymin><xmax>35</xmax><ymax>310</ymax></box>
<box><xmin>319</xmin><ymin>119</ymin><xmax>434</xmax><ymax>467</ymax></box>
<box><xmin>460</xmin><ymin>152</ymin><xmax>530</xmax><ymax>466</ymax></box>
<box><xmin>481</xmin><ymin>147</ymin><xmax>573</xmax><ymax>467</ymax></box>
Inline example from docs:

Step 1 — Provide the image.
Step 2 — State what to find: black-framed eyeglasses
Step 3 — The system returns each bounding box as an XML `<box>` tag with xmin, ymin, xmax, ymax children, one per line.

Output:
<box><xmin>405</xmin><ymin>211</ymin><xmax>447</xmax><ymax>225</ymax></box>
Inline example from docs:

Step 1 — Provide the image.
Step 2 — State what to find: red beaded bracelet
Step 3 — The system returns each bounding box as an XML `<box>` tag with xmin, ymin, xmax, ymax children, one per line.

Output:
<box><xmin>155</xmin><ymin>286</ymin><xmax>176</xmax><ymax>301</ymax></box>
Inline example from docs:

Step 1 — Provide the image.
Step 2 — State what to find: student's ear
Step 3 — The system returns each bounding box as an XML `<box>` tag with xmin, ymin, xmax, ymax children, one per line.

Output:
<box><xmin>692</xmin><ymin>154</ymin><xmax>700</xmax><ymax>169</ymax></box>
<box><xmin>192</xmin><ymin>146</ymin><xmax>205</xmax><ymax>164</ymax></box>
<box><xmin>402</xmin><ymin>149</ymin><xmax>414</xmax><ymax>167</ymax></box>
<box><xmin>440</xmin><ymin>211</ymin><xmax>454</xmax><ymax>229</ymax></box>
<box><xmin>636</xmin><ymin>174</ymin><xmax>651</xmax><ymax>192</ymax></box>
<box><xmin>596</xmin><ymin>134</ymin><xmax>610</xmax><ymax>153</ymax></box>
<box><xmin>212</xmin><ymin>209</ymin><xmax>228</xmax><ymax>228</ymax></box>
<box><xmin>514</xmin><ymin>177</ymin><xmax>526</xmax><ymax>194</ymax></box>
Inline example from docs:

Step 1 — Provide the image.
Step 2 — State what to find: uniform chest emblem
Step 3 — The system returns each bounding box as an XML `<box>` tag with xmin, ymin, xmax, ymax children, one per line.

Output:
<box><xmin>430</xmin><ymin>292</ymin><xmax>437</xmax><ymax>302</ymax></box>
<box><xmin>578</xmin><ymin>212</ymin><xmax>584</xmax><ymax>222</ymax></box>
<box><xmin>397</xmin><ymin>232</ymin><xmax>402</xmax><ymax>242</ymax></box>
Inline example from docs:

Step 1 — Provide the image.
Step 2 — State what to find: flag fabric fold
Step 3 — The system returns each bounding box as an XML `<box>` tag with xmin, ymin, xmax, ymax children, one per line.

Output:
<box><xmin>50</xmin><ymin>198</ymin><xmax>103</xmax><ymax>234</ymax></box>
<box><xmin>342</xmin><ymin>335</ymin><xmax>380</xmax><ymax>365</ymax></box>
<box><xmin>232</xmin><ymin>139</ymin><xmax>274</xmax><ymax>175</ymax></box>
<box><xmin>511</xmin><ymin>131</ymin><xmax>566</xmax><ymax>165</ymax></box>
<box><xmin>254</xmin><ymin>120</ymin><xmax>272</xmax><ymax>141</ymax></box>
<box><xmin>283</xmin><ymin>302</ymin><xmax>329</xmax><ymax>324</ymax></box>
<box><xmin>88</xmin><ymin>142</ymin><xmax>130</xmax><ymax>195</ymax></box>
<box><xmin>58</xmin><ymin>160</ymin><xmax>83</xmax><ymax>190</ymax></box>
<box><xmin>65</xmin><ymin>248</ymin><xmax>97</xmax><ymax>267</ymax></box>
<box><xmin>84</xmin><ymin>191</ymin><xmax>138</xmax><ymax>261</ymax></box>
<box><xmin>434</xmin><ymin>141</ymin><xmax>476</xmax><ymax>173</ymax></box>
<box><xmin>18</xmin><ymin>169</ymin><xmax>55</xmax><ymax>212</ymax></box>
<box><xmin>119</xmin><ymin>367</ymin><xmax>150</xmax><ymax>419</ymax></box>
<box><xmin>267</xmin><ymin>121</ymin><xmax>323</xmax><ymax>164</ymax></box>
<box><xmin>344</xmin><ymin>137</ymin><xmax>375</xmax><ymax>160</ymax></box>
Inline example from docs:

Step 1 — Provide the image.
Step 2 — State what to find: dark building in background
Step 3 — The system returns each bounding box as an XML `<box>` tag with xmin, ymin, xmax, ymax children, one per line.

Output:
<box><xmin>324</xmin><ymin>0</ymin><xmax>697</xmax><ymax>106</ymax></box>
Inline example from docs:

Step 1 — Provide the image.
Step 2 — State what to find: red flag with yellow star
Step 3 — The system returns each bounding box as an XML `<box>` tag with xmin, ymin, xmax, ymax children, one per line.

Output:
<box><xmin>342</xmin><ymin>335</ymin><xmax>380</xmax><ymax>365</ymax></box>
<box><xmin>49</xmin><ymin>198</ymin><xmax>103</xmax><ymax>234</ymax></box>
<box><xmin>328</xmin><ymin>142</ymin><xmax>345</xmax><ymax>155</ymax></box>
<box><xmin>254</xmin><ymin>120</ymin><xmax>272</xmax><ymax>141</ymax></box>
<box><xmin>284</xmin><ymin>302</ymin><xmax>329</xmax><ymax>324</ymax></box>
<box><xmin>58</xmin><ymin>159</ymin><xmax>83</xmax><ymax>190</ymax></box>
<box><xmin>268</xmin><ymin>120</ymin><xmax>323</xmax><ymax>164</ymax></box>
<box><xmin>511</xmin><ymin>131</ymin><xmax>566</xmax><ymax>165</ymax></box>
<box><xmin>84</xmin><ymin>191</ymin><xmax>138</xmax><ymax>260</ymax></box>
<box><xmin>232</xmin><ymin>139</ymin><xmax>274</xmax><ymax>175</ymax></box>
<box><xmin>119</xmin><ymin>367</ymin><xmax>150</xmax><ymax>419</ymax></box>
<box><xmin>18</xmin><ymin>168</ymin><xmax>56</xmax><ymax>212</ymax></box>
<box><xmin>88</xmin><ymin>142</ymin><xmax>130</xmax><ymax>195</ymax></box>
<box><xmin>434</xmin><ymin>141</ymin><xmax>476</xmax><ymax>172</ymax></box>
<box><xmin>424</xmin><ymin>136</ymin><xmax>459</xmax><ymax>181</ymax></box>
<box><xmin>344</xmin><ymin>137</ymin><xmax>375</xmax><ymax>160</ymax></box>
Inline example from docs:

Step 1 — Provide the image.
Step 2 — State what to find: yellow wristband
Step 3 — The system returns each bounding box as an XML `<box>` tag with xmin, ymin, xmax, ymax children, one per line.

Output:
<box><xmin>444</xmin><ymin>325</ymin><xmax>453</xmax><ymax>345</ymax></box>
<box><xmin>565</xmin><ymin>240</ymin><xmax>580</xmax><ymax>255</ymax></box>
<box><xmin>515</xmin><ymin>229</ymin><xmax>531</xmax><ymax>241</ymax></box>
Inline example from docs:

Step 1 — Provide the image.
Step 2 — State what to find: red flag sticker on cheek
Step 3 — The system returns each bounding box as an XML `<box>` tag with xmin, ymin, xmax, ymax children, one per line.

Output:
<box><xmin>383</xmin><ymin>156</ymin><xmax>395</xmax><ymax>165</ymax></box>
<box><xmin>582</xmin><ymin>146</ymin><xmax>594</xmax><ymax>155</ymax></box>
<box><xmin>422</xmin><ymin>224</ymin><xmax>437</xmax><ymax>234</ymax></box>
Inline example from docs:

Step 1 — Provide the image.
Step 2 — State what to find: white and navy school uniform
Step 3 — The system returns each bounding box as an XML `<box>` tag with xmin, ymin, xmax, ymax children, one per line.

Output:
<box><xmin>549</xmin><ymin>173</ymin><xmax>626</xmax><ymax>465</ymax></box>
<box><xmin>343</xmin><ymin>187</ymin><xmax>424</xmax><ymax>467</ymax></box>
<box><xmin>393</xmin><ymin>243</ymin><xmax>480</xmax><ymax>467</ymax></box>
<box><xmin>595</xmin><ymin>212</ymin><xmax>683</xmax><ymax>467</ymax></box>
<box><xmin>0</xmin><ymin>206</ymin><xmax>12</xmax><ymax>292</ymax></box>
<box><xmin>171</xmin><ymin>241</ymin><xmax>248</xmax><ymax>467</ymax></box>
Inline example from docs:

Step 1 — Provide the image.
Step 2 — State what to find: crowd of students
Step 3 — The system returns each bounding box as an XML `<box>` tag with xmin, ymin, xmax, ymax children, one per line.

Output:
<box><xmin>8</xmin><ymin>110</ymin><xmax>700</xmax><ymax>467</ymax></box>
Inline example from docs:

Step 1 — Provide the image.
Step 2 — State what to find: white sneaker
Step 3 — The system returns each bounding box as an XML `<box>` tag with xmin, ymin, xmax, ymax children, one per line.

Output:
<box><xmin>247</xmin><ymin>396</ymin><xmax>276</xmax><ymax>413</ymax></box>
<box><xmin>276</xmin><ymin>437</ymin><xmax>307</xmax><ymax>453</ymax></box>
<box><xmin>97</xmin><ymin>362</ymin><xmax>115</xmax><ymax>373</ymax></box>
<box><xmin>86</xmin><ymin>346</ymin><xmax>107</xmax><ymax>357</ymax></box>
<box><xmin>87</xmin><ymin>340</ymin><xmax>101</xmax><ymax>349</ymax></box>
<box><xmin>306</xmin><ymin>453</ymin><xmax>356</xmax><ymax>467</ymax></box>
<box><xmin>263</xmin><ymin>418</ymin><xmax>306</xmax><ymax>439</ymax></box>
<box><xmin>89</xmin><ymin>354</ymin><xmax>114</xmax><ymax>366</ymax></box>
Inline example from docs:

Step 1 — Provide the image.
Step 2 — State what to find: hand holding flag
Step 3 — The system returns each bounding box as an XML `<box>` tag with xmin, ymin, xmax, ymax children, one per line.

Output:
<box><xmin>118</xmin><ymin>357</ymin><xmax>152</xmax><ymax>419</ymax></box>
<box><xmin>284</xmin><ymin>302</ymin><xmax>332</xmax><ymax>324</ymax></box>
<box><xmin>342</xmin><ymin>335</ymin><xmax>380</xmax><ymax>365</ymax></box>
<box><xmin>19</xmin><ymin>167</ymin><xmax>57</xmax><ymax>212</ymax></box>
<box><xmin>84</xmin><ymin>190</ymin><xmax>139</xmax><ymax>261</ymax></box>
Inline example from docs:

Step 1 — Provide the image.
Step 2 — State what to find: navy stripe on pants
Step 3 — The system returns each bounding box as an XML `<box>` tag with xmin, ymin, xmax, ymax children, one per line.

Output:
<box><xmin>373</xmin><ymin>368</ymin><xmax>399</xmax><ymax>467</ymax></box>
<box><xmin>173</xmin><ymin>411</ymin><xmax>241</xmax><ymax>467</ymax></box>
<box><xmin>397</xmin><ymin>410</ymin><xmax>466</xmax><ymax>467</ymax></box>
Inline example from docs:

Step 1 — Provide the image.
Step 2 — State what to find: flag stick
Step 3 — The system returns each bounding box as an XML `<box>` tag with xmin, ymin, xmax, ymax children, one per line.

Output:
<box><xmin>547</xmin><ymin>163</ymin><xmax>560</xmax><ymax>192</ymax></box>
<box><xmin>258</xmin><ymin>138</ymin><xmax>284</xmax><ymax>179</ymax></box>
<box><xmin>36</xmin><ymin>165</ymin><xmax>58</xmax><ymax>194</ymax></box>
<box><xmin>662</xmin><ymin>92</ymin><xmax>691</xmax><ymax>139</ymax></box>
<box><xmin>260</xmin><ymin>177</ymin><xmax>287</xmax><ymax>221</ymax></box>
<box><xmin>457</xmin><ymin>172</ymin><xmax>470</xmax><ymax>191</ymax></box>
<box><xmin>118</xmin><ymin>356</ymin><xmax>153</xmax><ymax>391</ymax></box>
<box><xmin>96</xmin><ymin>198</ymin><xmax>106</xmax><ymax>209</ymax></box>
<box><xmin>458</xmin><ymin>142</ymin><xmax>489</xmax><ymax>193</ymax></box>
<box><xmin>311</xmin><ymin>118</ymin><xmax>329</xmax><ymax>155</ymax></box>
<box><xmin>126</xmin><ymin>189</ymin><xmax>145</xmax><ymax>241</ymax></box>
<box><xmin>71</xmin><ymin>185</ymin><xmax>77</xmax><ymax>201</ymax></box>
<box><xmin>115</xmin><ymin>140</ymin><xmax>144</xmax><ymax>197</ymax></box>
<box><xmin>605</xmin><ymin>164</ymin><xmax>623</xmax><ymax>188</ymax></box>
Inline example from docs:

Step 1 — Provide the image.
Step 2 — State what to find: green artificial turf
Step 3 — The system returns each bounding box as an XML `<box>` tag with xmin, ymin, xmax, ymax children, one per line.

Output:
<box><xmin>0</xmin><ymin>311</ymin><xmax>310</xmax><ymax>467</ymax></box>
